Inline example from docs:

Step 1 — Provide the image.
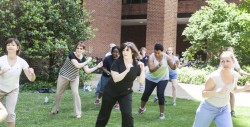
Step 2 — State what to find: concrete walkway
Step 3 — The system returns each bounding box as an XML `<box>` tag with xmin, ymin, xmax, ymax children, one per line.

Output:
<box><xmin>89</xmin><ymin>74</ymin><xmax>250</xmax><ymax>107</ymax></box>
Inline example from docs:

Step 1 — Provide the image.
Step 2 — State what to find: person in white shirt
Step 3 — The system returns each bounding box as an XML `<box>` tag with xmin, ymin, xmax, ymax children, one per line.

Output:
<box><xmin>0</xmin><ymin>102</ymin><xmax>8</xmax><ymax>122</ymax></box>
<box><xmin>0</xmin><ymin>38</ymin><xmax>36</xmax><ymax>127</ymax></box>
<box><xmin>226</xmin><ymin>47</ymin><xmax>250</xmax><ymax>117</ymax></box>
<box><xmin>193</xmin><ymin>51</ymin><xmax>250</xmax><ymax>127</ymax></box>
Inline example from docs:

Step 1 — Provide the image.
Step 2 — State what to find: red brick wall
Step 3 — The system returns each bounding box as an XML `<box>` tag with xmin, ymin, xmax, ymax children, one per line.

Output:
<box><xmin>178</xmin><ymin>0</ymin><xmax>206</xmax><ymax>13</ymax></box>
<box><xmin>178</xmin><ymin>0</ymin><xmax>240</xmax><ymax>13</ymax></box>
<box><xmin>83</xmin><ymin>0</ymin><xmax>121</xmax><ymax>58</ymax></box>
<box><xmin>146</xmin><ymin>0</ymin><xmax>178</xmax><ymax>54</ymax></box>
<box><xmin>122</xmin><ymin>3</ymin><xmax>147</xmax><ymax>15</ymax></box>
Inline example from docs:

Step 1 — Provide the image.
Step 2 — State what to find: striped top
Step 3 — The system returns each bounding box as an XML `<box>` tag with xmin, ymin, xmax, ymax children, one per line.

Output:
<box><xmin>59</xmin><ymin>53</ymin><xmax>86</xmax><ymax>80</ymax></box>
<box><xmin>146</xmin><ymin>53</ymin><xmax>169</xmax><ymax>83</ymax></box>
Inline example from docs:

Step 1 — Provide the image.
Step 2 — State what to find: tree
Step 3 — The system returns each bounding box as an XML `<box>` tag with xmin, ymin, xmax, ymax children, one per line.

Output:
<box><xmin>0</xmin><ymin>0</ymin><xmax>94</xmax><ymax>82</ymax></box>
<box><xmin>237</xmin><ymin>0</ymin><xmax>250</xmax><ymax>65</ymax></box>
<box><xmin>182</xmin><ymin>0</ymin><xmax>250</xmax><ymax>65</ymax></box>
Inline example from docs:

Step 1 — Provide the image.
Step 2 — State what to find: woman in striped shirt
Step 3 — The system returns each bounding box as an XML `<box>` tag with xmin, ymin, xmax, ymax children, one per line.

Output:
<box><xmin>51</xmin><ymin>41</ymin><xmax>103</xmax><ymax>118</ymax></box>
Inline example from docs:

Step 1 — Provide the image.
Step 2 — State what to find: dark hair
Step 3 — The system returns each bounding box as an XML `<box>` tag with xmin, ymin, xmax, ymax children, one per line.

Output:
<box><xmin>111</xmin><ymin>46</ymin><xmax>120</xmax><ymax>53</ymax></box>
<box><xmin>5</xmin><ymin>38</ymin><xmax>21</xmax><ymax>55</ymax></box>
<box><xmin>75</xmin><ymin>41</ymin><xmax>86</xmax><ymax>49</ymax></box>
<box><xmin>154</xmin><ymin>43</ymin><xmax>163</xmax><ymax>51</ymax></box>
<box><xmin>120</xmin><ymin>42</ymin><xmax>140</xmax><ymax>60</ymax></box>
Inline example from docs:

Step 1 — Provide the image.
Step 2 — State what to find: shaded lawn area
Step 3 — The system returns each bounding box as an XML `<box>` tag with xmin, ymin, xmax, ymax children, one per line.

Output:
<box><xmin>0</xmin><ymin>90</ymin><xmax>250</xmax><ymax>127</ymax></box>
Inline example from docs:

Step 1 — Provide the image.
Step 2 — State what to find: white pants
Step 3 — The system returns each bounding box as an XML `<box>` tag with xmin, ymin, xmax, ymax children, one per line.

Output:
<box><xmin>0</xmin><ymin>88</ymin><xmax>19</xmax><ymax>122</ymax></box>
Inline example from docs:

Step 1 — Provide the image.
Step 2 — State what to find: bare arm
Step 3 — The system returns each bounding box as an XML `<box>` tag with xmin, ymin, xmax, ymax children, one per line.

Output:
<box><xmin>137</xmin><ymin>62</ymin><xmax>145</xmax><ymax>85</ymax></box>
<box><xmin>236</xmin><ymin>68</ymin><xmax>250</xmax><ymax>77</ymax></box>
<box><xmin>102</xmin><ymin>67</ymin><xmax>111</xmax><ymax>75</ymax></box>
<box><xmin>83</xmin><ymin>61</ymin><xmax>103</xmax><ymax>74</ymax></box>
<box><xmin>232</xmin><ymin>82</ymin><xmax>250</xmax><ymax>93</ymax></box>
<box><xmin>0</xmin><ymin>102</ymin><xmax>8</xmax><ymax>122</ymax></box>
<box><xmin>111</xmin><ymin>64</ymin><xmax>133</xmax><ymax>83</ymax></box>
<box><xmin>71</xmin><ymin>57</ymin><xmax>92</xmax><ymax>69</ymax></box>
<box><xmin>148</xmin><ymin>56</ymin><xmax>160</xmax><ymax>73</ymax></box>
<box><xmin>23</xmin><ymin>67</ymin><xmax>36</xmax><ymax>82</ymax></box>
<box><xmin>167</xmin><ymin>56</ymin><xmax>177</xmax><ymax>70</ymax></box>
<box><xmin>202</xmin><ymin>77</ymin><xmax>230</xmax><ymax>98</ymax></box>
<box><xmin>202</xmin><ymin>78</ymin><xmax>217</xmax><ymax>98</ymax></box>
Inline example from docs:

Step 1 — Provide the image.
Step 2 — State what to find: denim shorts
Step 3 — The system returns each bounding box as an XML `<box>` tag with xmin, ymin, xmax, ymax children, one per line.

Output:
<box><xmin>169</xmin><ymin>73</ymin><xmax>177</xmax><ymax>80</ymax></box>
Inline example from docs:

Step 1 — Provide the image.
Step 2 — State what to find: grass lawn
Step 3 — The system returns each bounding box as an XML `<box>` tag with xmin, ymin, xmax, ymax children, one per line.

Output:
<box><xmin>0</xmin><ymin>90</ymin><xmax>250</xmax><ymax>127</ymax></box>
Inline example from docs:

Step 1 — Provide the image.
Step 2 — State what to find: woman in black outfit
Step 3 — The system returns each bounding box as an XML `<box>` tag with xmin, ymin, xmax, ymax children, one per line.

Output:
<box><xmin>95</xmin><ymin>42</ymin><xmax>145</xmax><ymax>127</ymax></box>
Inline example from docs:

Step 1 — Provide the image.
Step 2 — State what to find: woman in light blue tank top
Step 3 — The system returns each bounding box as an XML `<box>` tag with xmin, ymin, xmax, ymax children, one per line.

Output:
<box><xmin>138</xmin><ymin>43</ymin><xmax>178</xmax><ymax>119</ymax></box>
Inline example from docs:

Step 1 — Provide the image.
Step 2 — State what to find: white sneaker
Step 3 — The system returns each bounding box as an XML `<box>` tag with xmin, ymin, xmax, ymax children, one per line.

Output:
<box><xmin>159</xmin><ymin>113</ymin><xmax>165</xmax><ymax>120</ymax></box>
<box><xmin>138</xmin><ymin>85</ymin><xmax>144</xmax><ymax>92</ymax></box>
<box><xmin>76</xmin><ymin>115</ymin><xmax>81</xmax><ymax>118</ymax></box>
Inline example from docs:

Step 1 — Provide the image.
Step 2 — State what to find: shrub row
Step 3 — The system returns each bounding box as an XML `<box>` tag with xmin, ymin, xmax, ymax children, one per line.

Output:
<box><xmin>178</xmin><ymin>66</ymin><xmax>250</xmax><ymax>86</ymax></box>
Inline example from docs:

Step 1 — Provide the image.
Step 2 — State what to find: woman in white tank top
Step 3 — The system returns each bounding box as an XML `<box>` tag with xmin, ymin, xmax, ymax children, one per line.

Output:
<box><xmin>193</xmin><ymin>51</ymin><xmax>250</xmax><ymax>127</ymax></box>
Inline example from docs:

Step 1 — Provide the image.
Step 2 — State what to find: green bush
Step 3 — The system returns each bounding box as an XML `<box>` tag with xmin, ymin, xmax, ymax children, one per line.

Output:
<box><xmin>20</xmin><ymin>81</ymin><xmax>54</xmax><ymax>92</ymax></box>
<box><xmin>238</xmin><ymin>66</ymin><xmax>250</xmax><ymax>86</ymax></box>
<box><xmin>178</xmin><ymin>67</ymin><xmax>210</xmax><ymax>85</ymax></box>
<box><xmin>0</xmin><ymin>0</ymin><xmax>94</xmax><ymax>83</ymax></box>
<box><xmin>178</xmin><ymin>66</ymin><xmax>250</xmax><ymax>86</ymax></box>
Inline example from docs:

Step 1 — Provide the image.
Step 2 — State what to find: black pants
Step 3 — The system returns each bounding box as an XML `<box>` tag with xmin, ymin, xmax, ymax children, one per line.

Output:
<box><xmin>95</xmin><ymin>92</ymin><xmax>134</xmax><ymax>127</ymax></box>
<box><xmin>141</xmin><ymin>79</ymin><xmax>168</xmax><ymax>105</ymax></box>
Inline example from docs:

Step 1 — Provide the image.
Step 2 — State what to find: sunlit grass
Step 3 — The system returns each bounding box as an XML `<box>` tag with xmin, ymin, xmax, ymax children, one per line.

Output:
<box><xmin>0</xmin><ymin>90</ymin><xmax>249</xmax><ymax>127</ymax></box>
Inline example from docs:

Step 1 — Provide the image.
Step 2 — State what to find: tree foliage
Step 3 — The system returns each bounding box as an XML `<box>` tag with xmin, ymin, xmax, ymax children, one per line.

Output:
<box><xmin>182</xmin><ymin>0</ymin><xmax>250</xmax><ymax>65</ymax></box>
<box><xmin>0</xmin><ymin>0</ymin><xmax>94</xmax><ymax>82</ymax></box>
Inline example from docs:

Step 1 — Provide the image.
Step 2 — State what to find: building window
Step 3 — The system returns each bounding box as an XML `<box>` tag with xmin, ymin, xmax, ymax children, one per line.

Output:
<box><xmin>122</xmin><ymin>0</ymin><xmax>147</xmax><ymax>4</ymax></box>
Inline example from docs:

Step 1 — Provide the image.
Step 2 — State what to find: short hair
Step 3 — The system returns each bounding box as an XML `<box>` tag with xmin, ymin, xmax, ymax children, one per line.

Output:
<box><xmin>111</xmin><ymin>46</ymin><xmax>120</xmax><ymax>53</ymax></box>
<box><xmin>5</xmin><ymin>38</ymin><xmax>21</xmax><ymax>55</ymax></box>
<box><xmin>140</xmin><ymin>47</ymin><xmax>146</xmax><ymax>52</ymax></box>
<box><xmin>154</xmin><ymin>43</ymin><xmax>163</xmax><ymax>51</ymax></box>
<box><xmin>75</xmin><ymin>41</ymin><xmax>86</xmax><ymax>49</ymax></box>
<box><xmin>120</xmin><ymin>42</ymin><xmax>140</xmax><ymax>60</ymax></box>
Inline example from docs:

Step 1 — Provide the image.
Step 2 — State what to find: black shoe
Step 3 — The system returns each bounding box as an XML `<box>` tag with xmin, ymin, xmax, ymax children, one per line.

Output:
<box><xmin>137</xmin><ymin>107</ymin><xmax>146</xmax><ymax>115</ymax></box>
<box><xmin>231</xmin><ymin>110</ymin><xmax>236</xmax><ymax>117</ymax></box>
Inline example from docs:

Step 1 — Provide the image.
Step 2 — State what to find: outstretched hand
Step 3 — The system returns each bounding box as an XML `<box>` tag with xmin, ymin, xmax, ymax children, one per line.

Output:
<box><xmin>244</xmin><ymin>82</ymin><xmax>250</xmax><ymax>91</ymax></box>
<box><xmin>1</xmin><ymin>67</ymin><xmax>11</xmax><ymax>73</ymax></box>
<box><xmin>126</xmin><ymin>63</ymin><xmax>133</xmax><ymax>70</ymax></box>
<box><xmin>86</xmin><ymin>57</ymin><xmax>92</xmax><ymax>63</ymax></box>
<box><xmin>216</xmin><ymin>85</ymin><xmax>229</xmax><ymax>94</ymax></box>
<box><xmin>28</xmin><ymin>68</ymin><xmax>35</xmax><ymax>75</ymax></box>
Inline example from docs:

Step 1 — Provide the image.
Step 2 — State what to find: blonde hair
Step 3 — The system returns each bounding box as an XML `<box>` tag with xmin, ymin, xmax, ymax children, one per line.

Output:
<box><xmin>219</xmin><ymin>51</ymin><xmax>236</xmax><ymax>68</ymax></box>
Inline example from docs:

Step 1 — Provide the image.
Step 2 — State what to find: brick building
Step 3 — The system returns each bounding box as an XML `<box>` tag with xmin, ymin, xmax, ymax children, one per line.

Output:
<box><xmin>83</xmin><ymin>0</ymin><xmax>240</xmax><ymax>58</ymax></box>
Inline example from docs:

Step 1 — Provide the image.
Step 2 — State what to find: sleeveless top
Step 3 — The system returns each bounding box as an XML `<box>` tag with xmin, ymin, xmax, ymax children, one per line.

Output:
<box><xmin>206</xmin><ymin>69</ymin><xmax>240</xmax><ymax>107</ymax></box>
<box><xmin>146</xmin><ymin>53</ymin><xmax>169</xmax><ymax>83</ymax></box>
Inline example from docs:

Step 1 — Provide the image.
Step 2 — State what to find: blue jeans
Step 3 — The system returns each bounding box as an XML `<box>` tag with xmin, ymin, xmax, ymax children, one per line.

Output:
<box><xmin>95</xmin><ymin>75</ymin><xmax>110</xmax><ymax>96</ymax></box>
<box><xmin>193</xmin><ymin>101</ymin><xmax>233</xmax><ymax>127</ymax></box>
